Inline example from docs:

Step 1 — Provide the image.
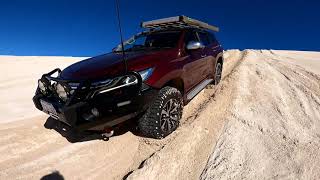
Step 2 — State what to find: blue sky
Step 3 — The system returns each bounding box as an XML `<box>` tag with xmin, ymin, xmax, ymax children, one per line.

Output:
<box><xmin>0</xmin><ymin>0</ymin><xmax>319</xmax><ymax>56</ymax></box>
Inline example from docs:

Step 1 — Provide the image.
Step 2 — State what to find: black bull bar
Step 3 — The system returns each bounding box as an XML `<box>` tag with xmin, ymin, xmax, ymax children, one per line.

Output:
<box><xmin>33</xmin><ymin>68</ymin><xmax>147</xmax><ymax>131</ymax></box>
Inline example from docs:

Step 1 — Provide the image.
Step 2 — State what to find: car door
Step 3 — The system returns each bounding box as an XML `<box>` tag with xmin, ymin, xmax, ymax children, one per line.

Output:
<box><xmin>184</xmin><ymin>30</ymin><xmax>208</xmax><ymax>92</ymax></box>
<box><xmin>196</xmin><ymin>31</ymin><xmax>212</xmax><ymax>78</ymax></box>
<box><xmin>207</xmin><ymin>32</ymin><xmax>221</xmax><ymax>76</ymax></box>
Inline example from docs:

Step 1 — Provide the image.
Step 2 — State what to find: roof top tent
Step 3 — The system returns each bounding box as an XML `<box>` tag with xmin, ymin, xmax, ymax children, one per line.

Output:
<box><xmin>141</xmin><ymin>15</ymin><xmax>219</xmax><ymax>32</ymax></box>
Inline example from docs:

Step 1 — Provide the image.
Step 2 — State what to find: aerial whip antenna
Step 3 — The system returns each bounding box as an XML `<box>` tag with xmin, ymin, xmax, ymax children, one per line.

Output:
<box><xmin>115</xmin><ymin>0</ymin><xmax>128</xmax><ymax>73</ymax></box>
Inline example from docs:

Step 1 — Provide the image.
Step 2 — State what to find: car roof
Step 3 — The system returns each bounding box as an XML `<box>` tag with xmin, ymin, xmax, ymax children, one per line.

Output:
<box><xmin>141</xmin><ymin>27</ymin><xmax>209</xmax><ymax>34</ymax></box>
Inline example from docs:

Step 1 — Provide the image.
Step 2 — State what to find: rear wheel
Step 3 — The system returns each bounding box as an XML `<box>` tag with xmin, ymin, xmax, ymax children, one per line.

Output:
<box><xmin>138</xmin><ymin>86</ymin><xmax>183</xmax><ymax>139</ymax></box>
<box><xmin>214</xmin><ymin>63</ymin><xmax>222</xmax><ymax>85</ymax></box>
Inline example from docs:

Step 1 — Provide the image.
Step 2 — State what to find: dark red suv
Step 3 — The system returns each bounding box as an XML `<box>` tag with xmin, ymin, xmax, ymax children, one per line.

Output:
<box><xmin>33</xmin><ymin>16</ymin><xmax>224</xmax><ymax>139</ymax></box>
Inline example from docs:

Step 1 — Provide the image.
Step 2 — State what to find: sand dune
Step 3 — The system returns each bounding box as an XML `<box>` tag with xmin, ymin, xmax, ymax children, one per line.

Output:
<box><xmin>0</xmin><ymin>50</ymin><xmax>319</xmax><ymax>179</ymax></box>
<box><xmin>0</xmin><ymin>56</ymin><xmax>86</xmax><ymax>123</ymax></box>
<box><xmin>201</xmin><ymin>50</ymin><xmax>320</xmax><ymax>179</ymax></box>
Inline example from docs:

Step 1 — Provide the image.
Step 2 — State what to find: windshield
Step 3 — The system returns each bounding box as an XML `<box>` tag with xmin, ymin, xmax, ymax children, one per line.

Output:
<box><xmin>114</xmin><ymin>31</ymin><xmax>181</xmax><ymax>52</ymax></box>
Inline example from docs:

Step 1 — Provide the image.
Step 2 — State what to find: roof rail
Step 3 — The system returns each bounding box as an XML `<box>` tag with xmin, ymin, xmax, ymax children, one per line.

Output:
<box><xmin>141</xmin><ymin>15</ymin><xmax>219</xmax><ymax>32</ymax></box>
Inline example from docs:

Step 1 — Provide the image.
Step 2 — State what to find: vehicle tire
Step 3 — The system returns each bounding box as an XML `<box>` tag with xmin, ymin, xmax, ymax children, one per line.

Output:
<box><xmin>214</xmin><ymin>62</ymin><xmax>222</xmax><ymax>85</ymax></box>
<box><xmin>138</xmin><ymin>86</ymin><xmax>183</xmax><ymax>139</ymax></box>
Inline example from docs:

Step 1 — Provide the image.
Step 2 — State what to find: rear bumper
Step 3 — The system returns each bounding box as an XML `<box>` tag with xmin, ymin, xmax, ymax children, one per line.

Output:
<box><xmin>33</xmin><ymin>87</ymin><xmax>158</xmax><ymax>131</ymax></box>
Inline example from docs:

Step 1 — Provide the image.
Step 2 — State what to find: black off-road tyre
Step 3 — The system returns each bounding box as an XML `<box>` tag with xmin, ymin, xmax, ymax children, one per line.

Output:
<box><xmin>214</xmin><ymin>62</ymin><xmax>222</xmax><ymax>85</ymax></box>
<box><xmin>138</xmin><ymin>86</ymin><xmax>183</xmax><ymax>139</ymax></box>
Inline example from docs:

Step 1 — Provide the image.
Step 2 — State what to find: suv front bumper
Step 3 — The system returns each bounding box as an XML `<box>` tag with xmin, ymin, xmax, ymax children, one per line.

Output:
<box><xmin>33</xmin><ymin>86</ymin><xmax>158</xmax><ymax>131</ymax></box>
<box><xmin>33</xmin><ymin>69</ymin><xmax>158</xmax><ymax>132</ymax></box>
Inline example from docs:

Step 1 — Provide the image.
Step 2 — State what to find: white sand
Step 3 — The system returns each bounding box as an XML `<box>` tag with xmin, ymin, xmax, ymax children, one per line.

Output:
<box><xmin>200</xmin><ymin>50</ymin><xmax>320</xmax><ymax>179</ymax></box>
<box><xmin>0</xmin><ymin>50</ymin><xmax>319</xmax><ymax>179</ymax></box>
<box><xmin>0</xmin><ymin>56</ymin><xmax>86</xmax><ymax>123</ymax></box>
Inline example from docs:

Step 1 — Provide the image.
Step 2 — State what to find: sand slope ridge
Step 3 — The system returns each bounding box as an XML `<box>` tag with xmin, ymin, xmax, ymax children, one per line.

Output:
<box><xmin>201</xmin><ymin>50</ymin><xmax>320</xmax><ymax>180</ymax></box>
<box><xmin>0</xmin><ymin>50</ymin><xmax>319</xmax><ymax>179</ymax></box>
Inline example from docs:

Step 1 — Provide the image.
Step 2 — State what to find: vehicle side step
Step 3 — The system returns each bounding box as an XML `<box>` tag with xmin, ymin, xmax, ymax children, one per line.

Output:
<box><xmin>186</xmin><ymin>79</ymin><xmax>213</xmax><ymax>100</ymax></box>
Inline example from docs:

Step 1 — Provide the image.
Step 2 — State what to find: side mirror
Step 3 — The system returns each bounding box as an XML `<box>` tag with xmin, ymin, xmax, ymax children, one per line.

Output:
<box><xmin>186</xmin><ymin>41</ymin><xmax>204</xmax><ymax>50</ymax></box>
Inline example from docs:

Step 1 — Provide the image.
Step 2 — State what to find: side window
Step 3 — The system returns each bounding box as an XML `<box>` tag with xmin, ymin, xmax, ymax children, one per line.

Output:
<box><xmin>197</xmin><ymin>31</ymin><xmax>210</xmax><ymax>46</ymax></box>
<box><xmin>208</xmin><ymin>32</ymin><xmax>217</xmax><ymax>44</ymax></box>
<box><xmin>184</xmin><ymin>31</ymin><xmax>198</xmax><ymax>45</ymax></box>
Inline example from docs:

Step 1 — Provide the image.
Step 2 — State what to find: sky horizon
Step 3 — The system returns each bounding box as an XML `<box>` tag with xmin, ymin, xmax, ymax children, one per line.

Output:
<box><xmin>0</xmin><ymin>0</ymin><xmax>319</xmax><ymax>56</ymax></box>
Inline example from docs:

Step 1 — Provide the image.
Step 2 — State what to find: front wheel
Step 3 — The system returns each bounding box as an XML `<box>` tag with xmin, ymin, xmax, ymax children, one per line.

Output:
<box><xmin>138</xmin><ymin>86</ymin><xmax>183</xmax><ymax>139</ymax></box>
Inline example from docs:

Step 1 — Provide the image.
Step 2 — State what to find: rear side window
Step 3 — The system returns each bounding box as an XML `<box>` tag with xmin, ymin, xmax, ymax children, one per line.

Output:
<box><xmin>184</xmin><ymin>31</ymin><xmax>199</xmax><ymax>44</ymax></box>
<box><xmin>208</xmin><ymin>32</ymin><xmax>217</xmax><ymax>44</ymax></box>
<box><xmin>197</xmin><ymin>32</ymin><xmax>210</xmax><ymax>46</ymax></box>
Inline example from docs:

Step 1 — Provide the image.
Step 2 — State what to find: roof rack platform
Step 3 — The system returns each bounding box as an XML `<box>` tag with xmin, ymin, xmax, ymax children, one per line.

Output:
<box><xmin>141</xmin><ymin>15</ymin><xmax>219</xmax><ymax>32</ymax></box>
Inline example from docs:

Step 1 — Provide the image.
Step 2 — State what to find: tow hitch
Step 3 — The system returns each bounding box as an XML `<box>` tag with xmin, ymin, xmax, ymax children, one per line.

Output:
<box><xmin>101</xmin><ymin>127</ymin><xmax>114</xmax><ymax>141</ymax></box>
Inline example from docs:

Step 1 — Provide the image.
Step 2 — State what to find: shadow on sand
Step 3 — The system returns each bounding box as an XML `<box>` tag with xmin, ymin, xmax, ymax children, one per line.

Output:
<box><xmin>40</xmin><ymin>171</ymin><xmax>64</xmax><ymax>180</ymax></box>
<box><xmin>44</xmin><ymin>117</ymin><xmax>142</xmax><ymax>143</ymax></box>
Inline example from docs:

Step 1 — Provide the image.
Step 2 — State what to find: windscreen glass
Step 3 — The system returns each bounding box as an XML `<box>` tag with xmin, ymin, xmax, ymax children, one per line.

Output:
<box><xmin>114</xmin><ymin>31</ymin><xmax>181</xmax><ymax>52</ymax></box>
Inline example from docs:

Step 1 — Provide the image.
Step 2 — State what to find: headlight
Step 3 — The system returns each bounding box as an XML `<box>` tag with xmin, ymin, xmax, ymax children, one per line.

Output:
<box><xmin>138</xmin><ymin>68</ymin><xmax>154</xmax><ymax>81</ymax></box>
<box><xmin>56</xmin><ymin>83</ymin><xmax>69</xmax><ymax>101</ymax></box>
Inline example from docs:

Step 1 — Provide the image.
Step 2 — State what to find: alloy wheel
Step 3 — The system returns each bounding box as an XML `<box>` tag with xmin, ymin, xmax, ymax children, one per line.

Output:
<box><xmin>160</xmin><ymin>99</ymin><xmax>180</xmax><ymax>132</ymax></box>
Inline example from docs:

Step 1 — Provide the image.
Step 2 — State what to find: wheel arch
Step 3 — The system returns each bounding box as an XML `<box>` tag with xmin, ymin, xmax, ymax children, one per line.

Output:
<box><xmin>217</xmin><ymin>56</ymin><xmax>223</xmax><ymax>67</ymax></box>
<box><xmin>163</xmin><ymin>77</ymin><xmax>185</xmax><ymax>95</ymax></box>
<box><xmin>216</xmin><ymin>52</ymin><xmax>224</xmax><ymax>67</ymax></box>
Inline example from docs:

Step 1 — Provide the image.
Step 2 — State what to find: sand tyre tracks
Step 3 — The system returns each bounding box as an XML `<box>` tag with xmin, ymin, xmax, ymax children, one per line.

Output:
<box><xmin>138</xmin><ymin>86</ymin><xmax>183</xmax><ymax>139</ymax></box>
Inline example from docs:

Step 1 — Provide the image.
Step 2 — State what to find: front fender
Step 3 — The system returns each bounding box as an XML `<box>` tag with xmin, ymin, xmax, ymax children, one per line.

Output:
<box><xmin>146</xmin><ymin>68</ymin><xmax>184</xmax><ymax>89</ymax></box>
